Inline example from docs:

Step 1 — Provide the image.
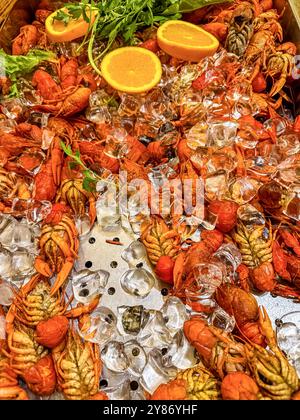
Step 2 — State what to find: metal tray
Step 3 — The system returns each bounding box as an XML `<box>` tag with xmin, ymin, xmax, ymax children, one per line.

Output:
<box><xmin>0</xmin><ymin>0</ymin><xmax>299</xmax><ymax>323</ymax></box>
<box><xmin>0</xmin><ymin>0</ymin><xmax>300</xmax><ymax>400</ymax></box>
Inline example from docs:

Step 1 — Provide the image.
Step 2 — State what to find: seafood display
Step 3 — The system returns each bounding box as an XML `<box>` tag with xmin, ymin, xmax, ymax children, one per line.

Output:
<box><xmin>0</xmin><ymin>0</ymin><xmax>299</xmax><ymax>401</ymax></box>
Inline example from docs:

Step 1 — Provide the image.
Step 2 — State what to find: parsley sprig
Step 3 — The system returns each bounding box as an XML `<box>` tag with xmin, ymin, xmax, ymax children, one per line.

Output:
<box><xmin>60</xmin><ymin>141</ymin><xmax>99</xmax><ymax>192</ymax></box>
<box><xmin>53</xmin><ymin>0</ymin><xmax>95</xmax><ymax>26</ymax></box>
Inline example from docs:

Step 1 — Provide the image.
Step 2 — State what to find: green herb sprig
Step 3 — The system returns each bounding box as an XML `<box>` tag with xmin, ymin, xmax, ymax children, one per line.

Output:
<box><xmin>60</xmin><ymin>141</ymin><xmax>99</xmax><ymax>192</ymax></box>
<box><xmin>52</xmin><ymin>0</ymin><xmax>229</xmax><ymax>74</ymax></box>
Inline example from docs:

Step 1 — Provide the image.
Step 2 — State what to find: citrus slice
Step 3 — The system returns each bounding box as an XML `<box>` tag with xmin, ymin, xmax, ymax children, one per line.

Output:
<box><xmin>45</xmin><ymin>7</ymin><xmax>98</xmax><ymax>43</ymax></box>
<box><xmin>157</xmin><ymin>20</ymin><xmax>219</xmax><ymax>62</ymax></box>
<box><xmin>101</xmin><ymin>47</ymin><xmax>162</xmax><ymax>94</ymax></box>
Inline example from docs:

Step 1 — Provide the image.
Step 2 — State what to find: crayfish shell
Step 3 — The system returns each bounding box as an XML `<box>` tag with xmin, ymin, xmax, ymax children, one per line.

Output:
<box><xmin>215</xmin><ymin>284</ymin><xmax>259</xmax><ymax>326</ymax></box>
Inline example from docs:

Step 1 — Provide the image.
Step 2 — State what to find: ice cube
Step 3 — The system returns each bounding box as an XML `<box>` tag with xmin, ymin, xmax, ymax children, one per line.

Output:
<box><xmin>0</xmin><ymin>248</ymin><xmax>12</xmax><ymax>280</ymax></box>
<box><xmin>209</xmin><ymin>306</ymin><xmax>235</xmax><ymax>332</ymax></box>
<box><xmin>193</xmin><ymin>263</ymin><xmax>224</xmax><ymax>298</ymax></box>
<box><xmin>121</xmin><ymin>241</ymin><xmax>148</xmax><ymax>267</ymax></box>
<box><xmin>237</xmin><ymin>204</ymin><xmax>266</xmax><ymax>226</ymax></box>
<box><xmin>102</xmin><ymin>373</ymin><xmax>131</xmax><ymax>400</ymax></box>
<box><xmin>205</xmin><ymin>171</ymin><xmax>228</xmax><ymax>201</ymax></box>
<box><xmin>75</xmin><ymin>215</ymin><xmax>92</xmax><ymax>237</ymax></box>
<box><xmin>206</xmin><ymin>152</ymin><xmax>237</xmax><ymax>176</ymax></box>
<box><xmin>277</xmin><ymin>322</ymin><xmax>300</xmax><ymax>354</ymax></box>
<box><xmin>282</xmin><ymin>185</ymin><xmax>300</xmax><ymax>222</ymax></box>
<box><xmin>0</xmin><ymin>215</ymin><xmax>17</xmax><ymax>250</ymax></box>
<box><xmin>72</xmin><ymin>269</ymin><xmax>109</xmax><ymax>304</ymax></box>
<box><xmin>148</xmin><ymin>164</ymin><xmax>177</xmax><ymax>191</ymax></box>
<box><xmin>214</xmin><ymin>243</ymin><xmax>242</xmax><ymax>274</ymax></box>
<box><xmin>140</xmin><ymin>349</ymin><xmax>177</xmax><ymax>395</ymax></box>
<box><xmin>138</xmin><ymin>311</ymin><xmax>173</xmax><ymax>349</ymax></box>
<box><xmin>103</xmin><ymin>128</ymin><xmax>129</xmax><ymax>159</ymax></box>
<box><xmin>89</xmin><ymin>89</ymin><xmax>112</xmax><ymax>108</ymax></box>
<box><xmin>163</xmin><ymin>331</ymin><xmax>197</xmax><ymax>370</ymax></box>
<box><xmin>78</xmin><ymin>307</ymin><xmax>117</xmax><ymax>347</ymax></box>
<box><xmin>96</xmin><ymin>194</ymin><xmax>121</xmax><ymax>232</ymax></box>
<box><xmin>161</xmin><ymin>297</ymin><xmax>189</xmax><ymax>336</ymax></box>
<box><xmin>101</xmin><ymin>341</ymin><xmax>130</xmax><ymax>373</ymax></box>
<box><xmin>42</xmin><ymin>129</ymin><xmax>55</xmax><ymax>150</ymax></box>
<box><xmin>229</xmin><ymin>177</ymin><xmax>261</xmax><ymax>205</ymax></box>
<box><xmin>86</xmin><ymin>106</ymin><xmax>112</xmax><ymax>124</ymax></box>
<box><xmin>0</xmin><ymin>118</ymin><xmax>16</xmax><ymax>133</ymax></box>
<box><xmin>22</xmin><ymin>199</ymin><xmax>52</xmax><ymax>224</ymax></box>
<box><xmin>207</xmin><ymin>120</ymin><xmax>238</xmax><ymax>148</ymax></box>
<box><xmin>0</xmin><ymin>281</ymin><xmax>14</xmax><ymax>306</ymax></box>
<box><xmin>186</xmin><ymin>122</ymin><xmax>208</xmax><ymax>150</ymax></box>
<box><xmin>120</xmin><ymin>268</ymin><xmax>155</xmax><ymax>298</ymax></box>
<box><xmin>124</xmin><ymin>341</ymin><xmax>147</xmax><ymax>376</ymax></box>
<box><xmin>12</xmin><ymin>219</ymin><xmax>34</xmax><ymax>249</ymax></box>
<box><xmin>11</xmin><ymin>249</ymin><xmax>35</xmax><ymax>282</ymax></box>
<box><xmin>118</xmin><ymin>94</ymin><xmax>142</xmax><ymax>117</ymax></box>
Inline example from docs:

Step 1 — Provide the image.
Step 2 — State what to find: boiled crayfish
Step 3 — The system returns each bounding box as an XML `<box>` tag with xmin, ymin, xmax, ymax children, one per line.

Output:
<box><xmin>53</xmin><ymin>329</ymin><xmax>104</xmax><ymax>400</ymax></box>
<box><xmin>141</xmin><ymin>217</ymin><xmax>181</xmax><ymax>265</ymax></box>
<box><xmin>172</xmin><ymin>230</ymin><xmax>224</xmax><ymax>307</ymax></box>
<box><xmin>7</xmin><ymin>273</ymin><xmax>99</xmax><ymax>348</ymax></box>
<box><xmin>56</xmin><ymin>156</ymin><xmax>97</xmax><ymax>225</ymax></box>
<box><xmin>233</xmin><ymin>220</ymin><xmax>273</xmax><ymax>268</ymax></box>
<box><xmin>0</xmin><ymin>351</ymin><xmax>28</xmax><ymax>400</ymax></box>
<box><xmin>150</xmin><ymin>364</ymin><xmax>220</xmax><ymax>400</ymax></box>
<box><xmin>0</xmin><ymin>306</ymin><xmax>28</xmax><ymax>400</ymax></box>
<box><xmin>0</xmin><ymin>167</ymin><xmax>31</xmax><ymax>202</ymax></box>
<box><xmin>34</xmin><ymin>203</ymin><xmax>79</xmax><ymax>295</ymax></box>
<box><xmin>215</xmin><ymin>283</ymin><xmax>266</xmax><ymax>347</ymax></box>
<box><xmin>246</xmin><ymin>307</ymin><xmax>299</xmax><ymax>400</ymax></box>
<box><xmin>184</xmin><ymin>317</ymin><xmax>248</xmax><ymax>378</ymax></box>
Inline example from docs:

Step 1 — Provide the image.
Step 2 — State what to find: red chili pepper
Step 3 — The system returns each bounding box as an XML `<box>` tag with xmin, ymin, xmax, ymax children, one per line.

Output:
<box><xmin>106</xmin><ymin>240</ymin><xmax>124</xmax><ymax>246</ymax></box>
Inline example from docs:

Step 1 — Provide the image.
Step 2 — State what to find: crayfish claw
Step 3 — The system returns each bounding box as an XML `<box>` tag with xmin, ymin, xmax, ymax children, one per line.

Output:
<box><xmin>258</xmin><ymin>306</ymin><xmax>276</xmax><ymax>346</ymax></box>
<box><xmin>50</xmin><ymin>261</ymin><xmax>74</xmax><ymax>296</ymax></box>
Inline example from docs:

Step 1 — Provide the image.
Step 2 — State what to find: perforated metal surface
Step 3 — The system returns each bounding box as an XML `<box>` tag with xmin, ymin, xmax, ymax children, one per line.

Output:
<box><xmin>75</xmin><ymin>224</ymin><xmax>166</xmax><ymax>316</ymax></box>
<box><xmin>76</xmin><ymin>222</ymin><xmax>300</xmax><ymax>335</ymax></box>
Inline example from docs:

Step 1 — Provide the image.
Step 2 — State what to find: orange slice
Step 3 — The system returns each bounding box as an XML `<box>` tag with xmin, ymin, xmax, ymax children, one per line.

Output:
<box><xmin>101</xmin><ymin>47</ymin><xmax>162</xmax><ymax>94</ymax></box>
<box><xmin>157</xmin><ymin>20</ymin><xmax>219</xmax><ymax>62</ymax></box>
<box><xmin>45</xmin><ymin>7</ymin><xmax>98</xmax><ymax>43</ymax></box>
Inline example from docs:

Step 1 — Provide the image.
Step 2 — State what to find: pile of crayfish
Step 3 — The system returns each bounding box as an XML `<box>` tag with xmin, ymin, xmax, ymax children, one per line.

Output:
<box><xmin>0</xmin><ymin>0</ymin><xmax>299</xmax><ymax>400</ymax></box>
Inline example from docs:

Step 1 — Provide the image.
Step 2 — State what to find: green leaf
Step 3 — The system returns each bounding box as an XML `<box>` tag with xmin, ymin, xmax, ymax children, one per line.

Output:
<box><xmin>60</xmin><ymin>0</ymin><xmax>231</xmax><ymax>73</ymax></box>
<box><xmin>0</xmin><ymin>49</ymin><xmax>58</xmax><ymax>97</ymax></box>
<box><xmin>60</xmin><ymin>141</ymin><xmax>74</xmax><ymax>157</ymax></box>
<box><xmin>83</xmin><ymin>177</ymin><xmax>97</xmax><ymax>192</ymax></box>
<box><xmin>60</xmin><ymin>141</ymin><xmax>101</xmax><ymax>193</ymax></box>
<box><xmin>178</xmin><ymin>0</ymin><xmax>233</xmax><ymax>12</ymax></box>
